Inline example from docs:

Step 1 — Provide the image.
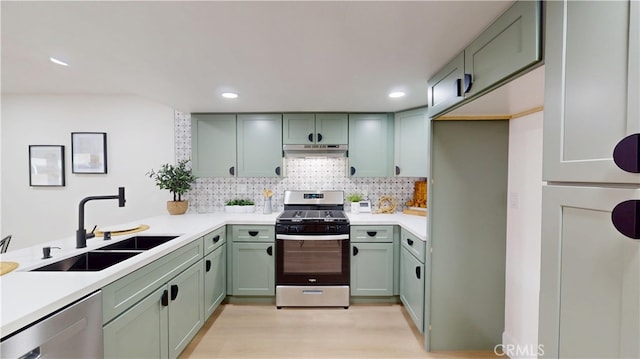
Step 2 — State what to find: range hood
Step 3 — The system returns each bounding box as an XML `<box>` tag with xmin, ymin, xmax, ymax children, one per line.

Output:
<box><xmin>283</xmin><ymin>144</ymin><xmax>348</xmax><ymax>158</ymax></box>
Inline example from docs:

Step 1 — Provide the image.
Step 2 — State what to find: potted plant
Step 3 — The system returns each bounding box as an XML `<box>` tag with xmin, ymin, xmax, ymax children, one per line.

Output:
<box><xmin>346</xmin><ymin>193</ymin><xmax>363</xmax><ymax>214</ymax></box>
<box><xmin>225</xmin><ymin>199</ymin><xmax>256</xmax><ymax>213</ymax></box>
<box><xmin>147</xmin><ymin>159</ymin><xmax>197</xmax><ymax>215</ymax></box>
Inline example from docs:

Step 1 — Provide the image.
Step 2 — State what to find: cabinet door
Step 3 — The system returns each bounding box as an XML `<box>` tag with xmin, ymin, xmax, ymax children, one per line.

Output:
<box><xmin>237</xmin><ymin>114</ymin><xmax>283</xmax><ymax>177</ymax></box>
<box><xmin>168</xmin><ymin>262</ymin><xmax>204</xmax><ymax>359</ymax></box>
<box><xmin>232</xmin><ymin>242</ymin><xmax>275</xmax><ymax>296</ymax></box>
<box><xmin>394</xmin><ymin>108</ymin><xmax>429</xmax><ymax>177</ymax></box>
<box><xmin>464</xmin><ymin>0</ymin><xmax>542</xmax><ymax>98</ymax></box>
<box><xmin>400</xmin><ymin>248</ymin><xmax>424</xmax><ymax>333</ymax></box>
<box><xmin>204</xmin><ymin>244</ymin><xmax>226</xmax><ymax>319</ymax></box>
<box><xmin>427</xmin><ymin>53</ymin><xmax>465</xmax><ymax>118</ymax></box>
<box><xmin>282</xmin><ymin>113</ymin><xmax>315</xmax><ymax>144</ymax></box>
<box><xmin>539</xmin><ymin>185</ymin><xmax>639</xmax><ymax>358</ymax></box>
<box><xmin>191</xmin><ymin>114</ymin><xmax>237</xmax><ymax>177</ymax></box>
<box><xmin>350</xmin><ymin>242</ymin><xmax>394</xmax><ymax>296</ymax></box>
<box><xmin>315</xmin><ymin>113</ymin><xmax>348</xmax><ymax>145</ymax></box>
<box><xmin>348</xmin><ymin>114</ymin><xmax>393</xmax><ymax>177</ymax></box>
<box><xmin>543</xmin><ymin>0</ymin><xmax>640</xmax><ymax>184</ymax></box>
<box><xmin>104</xmin><ymin>286</ymin><xmax>169</xmax><ymax>359</ymax></box>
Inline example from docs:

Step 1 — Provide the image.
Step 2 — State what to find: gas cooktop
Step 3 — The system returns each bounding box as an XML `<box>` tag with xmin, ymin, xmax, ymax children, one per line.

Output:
<box><xmin>277</xmin><ymin>209</ymin><xmax>348</xmax><ymax>223</ymax></box>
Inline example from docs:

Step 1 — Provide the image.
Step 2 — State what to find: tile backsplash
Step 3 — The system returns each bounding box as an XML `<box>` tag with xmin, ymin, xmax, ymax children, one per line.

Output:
<box><xmin>175</xmin><ymin>111</ymin><xmax>425</xmax><ymax>213</ymax></box>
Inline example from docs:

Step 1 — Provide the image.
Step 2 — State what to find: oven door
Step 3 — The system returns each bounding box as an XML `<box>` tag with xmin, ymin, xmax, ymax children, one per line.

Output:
<box><xmin>276</xmin><ymin>234</ymin><xmax>350</xmax><ymax>286</ymax></box>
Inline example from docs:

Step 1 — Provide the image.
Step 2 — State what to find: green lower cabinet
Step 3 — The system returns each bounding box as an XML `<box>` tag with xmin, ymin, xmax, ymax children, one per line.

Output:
<box><xmin>168</xmin><ymin>262</ymin><xmax>205</xmax><ymax>358</ymax></box>
<box><xmin>104</xmin><ymin>261</ymin><xmax>204</xmax><ymax>359</ymax></box>
<box><xmin>104</xmin><ymin>286</ymin><xmax>169</xmax><ymax>359</ymax></box>
<box><xmin>232</xmin><ymin>242</ymin><xmax>275</xmax><ymax>296</ymax></box>
<box><xmin>204</xmin><ymin>244</ymin><xmax>226</xmax><ymax>318</ymax></box>
<box><xmin>350</xmin><ymin>242</ymin><xmax>394</xmax><ymax>296</ymax></box>
<box><xmin>400</xmin><ymin>247</ymin><xmax>425</xmax><ymax>333</ymax></box>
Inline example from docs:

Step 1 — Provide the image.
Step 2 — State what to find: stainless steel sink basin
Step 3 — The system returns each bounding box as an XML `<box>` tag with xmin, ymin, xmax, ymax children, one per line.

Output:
<box><xmin>99</xmin><ymin>235</ymin><xmax>178</xmax><ymax>251</ymax></box>
<box><xmin>32</xmin><ymin>251</ymin><xmax>141</xmax><ymax>272</ymax></box>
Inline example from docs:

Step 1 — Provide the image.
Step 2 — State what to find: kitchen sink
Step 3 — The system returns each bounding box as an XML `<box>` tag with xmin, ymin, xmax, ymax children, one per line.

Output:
<box><xmin>32</xmin><ymin>251</ymin><xmax>141</xmax><ymax>272</ymax></box>
<box><xmin>98</xmin><ymin>235</ymin><xmax>178</xmax><ymax>251</ymax></box>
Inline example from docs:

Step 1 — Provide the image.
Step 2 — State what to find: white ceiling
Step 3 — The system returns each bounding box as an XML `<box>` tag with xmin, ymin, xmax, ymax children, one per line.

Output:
<box><xmin>1</xmin><ymin>1</ymin><xmax>534</xmax><ymax>114</ymax></box>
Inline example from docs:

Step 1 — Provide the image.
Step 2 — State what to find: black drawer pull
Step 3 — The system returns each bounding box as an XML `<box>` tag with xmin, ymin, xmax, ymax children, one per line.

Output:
<box><xmin>308</xmin><ymin>133</ymin><xmax>314</xmax><ymax>142</ymax></box>
<box><xmin>161</xmin><ymin>289</ymin><xmax>169</xmax><ymax>307</ymax></box>
<box><xmin>613</xmin><ymin>133</ymin><xmax>640</xmax><ymax>173</ymax></box>
<box><xmin>407</xmin><ymin>238</ymin><xmax>414</xmax><ymax>246</ymax></box>
<box><xmin>212</xmin><ymin>235</ymin><xmax>220</xmax><ymax>243</ymax></box>
<box><xmin>248</xmin><ymin>231</ymin><xmax>259</xmax><ymax>237</ymax></box>
<box><xmin>266</xmin><ymin>246</ymin><xmax>273</xmax><ymax>256</ymax></box>
<box><xmin>415</xmin><ymin>266</ymin><xmax>421</xmax><ymax>279</ymax></box>
<box><xmin>612</xmin><ymin>200</ymin><xmax>640</xmax><ymax>239</ymax></box>
<box><xmin>206</xmin><ymin>259</ymin><xmax>212</xmax><ymax>272</ymax></box>
<box><xmin>317</xmin><ymin>133</ymin><xmax>323</xmax><ymax>142</ymax></box>
<box><xmin>170</xmin><ymin>284</ymin><xmax>179</xmax><ymax>301</ymax></box>
<box><xmin>350</xmin><ymin>166</ymin><xmax>356</xmax><ymax>176</ymax></box>
<box><xmin>366</xmin><ymin>231</ymin><xmax>377</xmax><ymax>237</ymax></box>
<box><xmin>352</xmin><ymin>246</ymin><xmax>359</xmax><ymax>256</ymax></box>
<box><xmin>275</xmin><ymin>166</ymin><xmax>281</xmax><ymax>176</ymax></box>
<box><xmin>229</xmin><ymin>166</ymin><xmax>235</xmax><ymax>176</ymax></box>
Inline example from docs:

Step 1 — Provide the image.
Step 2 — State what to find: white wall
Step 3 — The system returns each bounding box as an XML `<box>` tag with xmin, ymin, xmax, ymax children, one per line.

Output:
<box><xmin>1</xmin><ymin>95</ymin><xmax>175</xmax><ymax>250</ymax></box>
<box><xmin>503</xmin><ymin>111</ymin><xmax>543</xmax><ymax>358</ymax></box>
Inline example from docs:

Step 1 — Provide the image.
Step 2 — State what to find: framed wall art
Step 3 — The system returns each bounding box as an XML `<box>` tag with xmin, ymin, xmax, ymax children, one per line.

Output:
<box><xmin>71</xmin><ymin>132</ymin><xmax>107</xmax><ymax>174</ymax></box>
<box><xmin>29</xmin><ymin>145</ymin><xmax>65</xmax><ymax>186</ymax></box>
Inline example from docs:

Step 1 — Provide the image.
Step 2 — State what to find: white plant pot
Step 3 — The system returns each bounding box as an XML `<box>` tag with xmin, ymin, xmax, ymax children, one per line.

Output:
<box><xmin>351</xmin><ymin>202</ymin><xmax>360</xmax><ymax>214</ymax></box>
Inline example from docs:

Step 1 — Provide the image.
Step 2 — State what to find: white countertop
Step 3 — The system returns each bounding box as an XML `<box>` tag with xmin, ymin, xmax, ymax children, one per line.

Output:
<box><xmin>0</xmin><ymin>211</ymin><xmax>426</xmax><ymax>337</ymax></box>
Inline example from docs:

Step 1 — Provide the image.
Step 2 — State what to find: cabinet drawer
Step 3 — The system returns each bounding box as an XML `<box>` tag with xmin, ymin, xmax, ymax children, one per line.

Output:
<box><xmin>350</xmin><ymin>226</ymin><xmax>394</xmax><ymax>243</ymax></box>
<box><xmin>400</xmin><ymin>229</ymin><xmax>425</xmax><ymax>262</ymax></box>
<box><xmin>231</xmin><ymin>225</ymin><xmax>274</xmax><ymax>242</ymax></box>
<box><xmin>102</xmin><ymin>237</ymin><xmax>204</xmax><ymax>324</ymax></box>
<box><xmin>203</xmin><ymin>226</ymin><xmax>226</xmax><ymax>255</ymax></box>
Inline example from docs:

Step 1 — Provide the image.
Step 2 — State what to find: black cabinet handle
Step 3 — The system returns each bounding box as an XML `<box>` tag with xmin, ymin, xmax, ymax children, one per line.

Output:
<box><xmin>317</xmin><ymin>133</ymin><xmax>323</xmax><ymax>142</ymax></box>
<box><xmin>275</xmin><ymin>166</ymin><xmax>281</xmax><ymax>176</ymax></box>
<box><xmin>161</xmin><ymin>289</ymin><xmax>169</xmax><ymax>307</ymax></box>
<box><xmin>248</xmin><ymin>231</ymin><xmax>259</xmax><ymax>237</ymax></box>
<box><xmin>229</xmin><ymin>166</ymin><xmax>235</xmax><ymax>176</ymax></box>
<box><xmin>206</xmin><ymin>259</ymin><xmax>212</xmax><ymax>272</ymax></box>
<box><xmin>407</xmin><ymin>238</ymin><xmax>414</xmax><ymax>246</ymax></box>
<box><xmin>366</xmin><ymin>231</ymin><xmax>377</xmax><ymax>237</ymax></box>
<box><xmin>613</xmin><ymin>133</ymin><xmax>640</xmax><ymax>173</ymax></box>
<box><xmin>213</xmin><ymin>235</ymin><xmax>220</xmax><ymax>243</ymax></box>
<box><xmin>463</xmin><ymin>73</ymin><xmax>473</xmax><ymax>94</ymax></box>
<box><xmin>612</xmin><ymin>200</ymin><xmax>640</xmax><ymax>239</ymax></box>
<box><xmin>308</xmin><ymin>133</ymin><xmax>314</xmax><ymax>142</ymax></box>
<box><xmin>415</xmin><ymin>266</ymin><xmax>421</xmax><ymax>279</ymax></box>
<box><xmin>350</xmin><ymin>166</ymin><xmax>356</xmax><ymax>176</ymax></box>
<box><xmin>170</xmin><ymin>284</ymin><xmax>179</xmax><ymax>301</ymax></box>
<box><xmin>266</xmin><ymin>246</ymin><xmax>273</xmax><ymax>256</ymax></box>
<box><xmin>455</xmin><ymin>78</ymin><xmax>463</xmax><ymax>97</ymax></box>
<box><xmin>395</xmin><ymin>166</ymin><xmax>400</xmax><ymax>175</ymax></box>
<box><xmin>353</xmin><ymin>246</ymin><xmax>359</xmax><ymax>256</ymax></box>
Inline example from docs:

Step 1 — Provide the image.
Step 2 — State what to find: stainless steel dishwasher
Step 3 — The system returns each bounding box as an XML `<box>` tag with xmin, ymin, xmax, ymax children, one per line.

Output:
<box><xmin>0</xmin><ymin>291</ymin><xmax>103</xmax><ymax>358</ymax></box>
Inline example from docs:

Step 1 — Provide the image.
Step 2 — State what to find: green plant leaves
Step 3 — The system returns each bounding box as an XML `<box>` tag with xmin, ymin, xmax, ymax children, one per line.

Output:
<box><xmin>147</xmin><ymin>159</ymin><xmax>197</xmax><ymax>201</ymax></box>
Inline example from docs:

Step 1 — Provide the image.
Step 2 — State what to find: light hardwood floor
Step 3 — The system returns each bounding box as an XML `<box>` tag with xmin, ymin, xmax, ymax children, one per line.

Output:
<box><xmin>180</xmin><ymin>304</ymin><xmax>502</xmax><ymax>359</ymax></box>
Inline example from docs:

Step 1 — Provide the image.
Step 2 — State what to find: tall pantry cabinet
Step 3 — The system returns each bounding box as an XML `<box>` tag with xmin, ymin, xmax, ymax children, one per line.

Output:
<box><xmin>539</xmin><ymin>1</ymin><xmax>639</xmax><ymax>358</ymax></box>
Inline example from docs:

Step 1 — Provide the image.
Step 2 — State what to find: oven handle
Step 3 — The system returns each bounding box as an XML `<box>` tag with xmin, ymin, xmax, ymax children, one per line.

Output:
<box><xmin>276</xmin><ymin>234</ymin><xmax>349</xmax><ymax>241</ymax></box>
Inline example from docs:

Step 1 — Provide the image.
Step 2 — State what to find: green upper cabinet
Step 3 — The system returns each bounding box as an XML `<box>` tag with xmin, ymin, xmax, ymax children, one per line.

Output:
<box><xmin>283</xmin><ymin>113</ymin><xmax>348</xmax><ymax>144</ymax></box>
<box><xmin>427</xmin><ymin>0</ymin><xmax>542</xmax><ymax>118</ymax></box>
<box><xmin>237</xmin><ymin>114</ymin><xmax>283</xmax><ymax>177</ymax></box>
<box><xmin>394</xmin><ymin>108</ymin><xmax>429</xmax><ymax>177</ymax></box>
<box><xmin>191</xmin><ymin>114</ymin><xmax>237</xmax><ymax>177</ymax></box>
<box><xmin>427</xmin><ymin>52</ymin><xmax>465</xmax><ymax>118</ymax></box>
<box><xmin>543</xmin><ymin>0</ymin><xmax>639</xmax><ymax>184</ymax></box>
<box><xmin>464</xmin><ymin>0</ymin><xmax>542</xmax><ymax>98</ymax></box>
<box><xmin>348</xmin><ymin>114</ymin><xmax>394</xmax><ymax>177</ymax></box>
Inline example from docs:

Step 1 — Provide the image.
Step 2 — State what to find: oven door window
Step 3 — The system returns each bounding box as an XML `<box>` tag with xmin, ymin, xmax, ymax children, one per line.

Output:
<box><xmin>282</xmin><ymin>239</ymin><xmax>343</xmax><ymax>274</ymax></box>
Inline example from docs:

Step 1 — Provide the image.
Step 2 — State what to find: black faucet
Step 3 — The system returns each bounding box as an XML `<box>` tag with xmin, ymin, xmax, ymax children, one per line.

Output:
<box><xmin>76</xmin><ymin>187</ymin><xmax>126</xmax><ymax>248</ymax></box>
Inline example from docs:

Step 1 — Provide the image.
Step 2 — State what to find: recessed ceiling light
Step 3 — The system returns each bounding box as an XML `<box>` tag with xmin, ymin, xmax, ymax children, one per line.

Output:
<box><xmin>388</xmin><ymin>91</ymin><xmax>405</xmax><ymax>98</ymax></box>
<box><xmin>221</xmin><ymin>92</ymin><xmax>238</xmax><ymax>99</ymax></box>
<box><xmin>49</xmin><ymin>57</ymin><xmax>69</xmax><ymax>66</ymax></box>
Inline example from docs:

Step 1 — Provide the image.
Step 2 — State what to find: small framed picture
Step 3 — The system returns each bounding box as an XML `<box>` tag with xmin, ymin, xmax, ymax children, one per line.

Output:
<box><xmin>71</xmin><ymin>132</ymin><xmax>107</xmax><ymax>174</ymax></box>
<box><xmin>29</xmin><ymin>145</ymin><xmax>65</xmax><ymax>186</ymax></box>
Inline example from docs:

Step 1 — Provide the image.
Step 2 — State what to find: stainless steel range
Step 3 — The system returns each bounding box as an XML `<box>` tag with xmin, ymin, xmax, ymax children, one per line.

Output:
<box><xmin>275</xmin><ymin>190</ymin><xmax>350</xmax><ymax>309</ymax></box>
